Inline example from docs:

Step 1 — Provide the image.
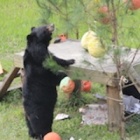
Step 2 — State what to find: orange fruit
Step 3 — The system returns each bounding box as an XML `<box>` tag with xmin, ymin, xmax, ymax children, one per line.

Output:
<box><xmin>44</xmin><ymin>132</ymin><xmax>62</xmax><ymax>140</ymax></box>
<box><xmin>59</xmin><ymin>34</ymin><xmax>67</xmax><ymax>41</ymax></box>
<box><xmin>81</xmin><ymin>80</ymin><xmax>92</xmax><ymax>92</ymax></box>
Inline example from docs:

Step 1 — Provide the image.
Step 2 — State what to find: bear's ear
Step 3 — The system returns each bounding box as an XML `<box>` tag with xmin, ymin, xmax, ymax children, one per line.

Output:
<box><xmin>31</xmin><ymin>27</ymin><xmax>35</xmax><ymax>31</ymax></box>
<box><xmin>27</xmin><ymin>34</ymin><xmax>36</xmax><ymax>42</ymax></box>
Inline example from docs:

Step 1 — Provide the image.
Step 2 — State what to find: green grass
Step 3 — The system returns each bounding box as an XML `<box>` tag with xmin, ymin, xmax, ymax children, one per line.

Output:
<box><xmin>0</xmin><ymin>0</ymin><xmax>140</xmax><ymax>140</ymax></box>
<box><xmin>0</xmin><ymin>90</ymin><xmax>28</xmax><ymax>139</ymax></box>
<box><xmin>0</xmin><ymin>0</ymin><xmax>40</xmax><ymax>70</ymax></box>
<box><xmin>1</xmin><ymin>86</ymin><xmax>140</xmax><ymax>140</ymax></box>
<box><xmin>0</xmin><ymin>87</ymin><xmax>121</xmax><ymax>140</ymax></box>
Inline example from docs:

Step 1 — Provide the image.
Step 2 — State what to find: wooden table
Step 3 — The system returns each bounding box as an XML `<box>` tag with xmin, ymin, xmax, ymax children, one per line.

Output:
<box><xmin>3</xmin><ymin>40</ymin><xmax>140</xmax><ymax>139</ymax></box>
<box><xmin>14</xmin><ymin>40</ymin><xmax>118</xmax><ymax>86</ymax></box>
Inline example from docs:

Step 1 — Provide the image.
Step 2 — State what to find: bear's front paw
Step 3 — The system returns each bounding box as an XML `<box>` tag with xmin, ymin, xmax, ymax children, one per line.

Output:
<box><xmin>68</xmin><ymin>59</ymin><xmax>75</xmax><ymax>65</ymax></box>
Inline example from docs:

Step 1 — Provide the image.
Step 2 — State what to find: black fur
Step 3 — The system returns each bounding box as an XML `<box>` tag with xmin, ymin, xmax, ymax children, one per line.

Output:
<box><xmin>22</xmin><ymin>24</ymin><xmax>74</xmax><ymax>139</ymax></box>
<box><xmin>122</xmin><ymin>80</ymin><xmax>140</xmax><ymax>100</ymax></box>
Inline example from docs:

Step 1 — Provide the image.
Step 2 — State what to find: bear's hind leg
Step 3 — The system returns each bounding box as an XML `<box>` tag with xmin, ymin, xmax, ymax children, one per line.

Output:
<box><xmin>29</xmin><ymin>111</ymin><xmax>53</xmax><ymax>139</ymax></box>
<box><xmin>25</xmin><ymin>115</ymin><xmax>38</xmax><ymax>139</ymax></box>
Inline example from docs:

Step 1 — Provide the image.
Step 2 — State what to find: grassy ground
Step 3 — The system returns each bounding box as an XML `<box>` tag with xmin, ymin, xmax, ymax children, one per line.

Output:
<box><xmin>0</xmin><ymin>84</ymin><xmax>121</xmax><ymax>140</ymax></box>
<box><xmin>0</xmin><ymin>0</ymin><xmax>40</xmax><ymax>70</ymax></box>
<box><xmin>0</xmin><ymin>0</ymin><xmax>140</xmax><ymax>140</ymax></box>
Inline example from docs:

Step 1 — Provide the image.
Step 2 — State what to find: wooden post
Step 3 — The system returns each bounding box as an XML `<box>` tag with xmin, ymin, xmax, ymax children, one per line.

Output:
<box><xmin>106</xmin><ymin>85</ymin><xmax>125</xmax><ymax>140</ymax></box>
<box><xmin>0</xmin><ymin>67</ymin><xmax>20</xmax><ymax>99</ymax></box>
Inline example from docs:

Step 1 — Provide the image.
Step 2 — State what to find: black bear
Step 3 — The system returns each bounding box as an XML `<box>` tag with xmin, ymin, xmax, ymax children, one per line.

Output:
<box><xmin>22</xmin><ymin>24</ymin><xmax>75</xmax><ymax>140</ymax></box>
<box><xmin>122</xmin><ymin>80</ymin><xmax>140</xmax><ymax>100</ymax></box>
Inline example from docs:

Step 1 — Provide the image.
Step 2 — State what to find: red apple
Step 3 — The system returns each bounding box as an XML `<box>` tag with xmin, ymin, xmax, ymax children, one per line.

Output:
<box><xmin>124</xmin><ymin>0</ymin><xmax>140</xmax><ymax>10</ymax></box>
<box><xmin>98</xmin><ymin>6</ymin><xmax>110</xmax><ymax>24</ymax></box>
<box><xmin>131</xmin><ymin>0</ymin><xmax>140</xmax><ymax>10</ymax></box>
<box><xmin>99</xmin><ymin>5</ymin><xmax>109</xmax><ymax>13</ymax></box>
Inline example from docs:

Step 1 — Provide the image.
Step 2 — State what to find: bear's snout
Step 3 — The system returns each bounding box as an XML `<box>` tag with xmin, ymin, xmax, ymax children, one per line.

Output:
<box><xmin>47</xmin><ymin>24</ymin><xmax>55</xmax><ymax>33</ymax></box>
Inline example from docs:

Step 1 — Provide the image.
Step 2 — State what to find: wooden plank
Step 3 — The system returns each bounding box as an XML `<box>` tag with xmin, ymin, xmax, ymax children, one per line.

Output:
<box><xmin>0</xmin><ymin>82</ymin><xmax>22</xmax><ymax>92</ymax></box>
<box><xmin>14</xmin><ymin>52</ymin><xmax>24</xmax><ymax>68</ymax></box>
<box><xmin>0</xmin><ymin>67</ymin><xmax>20</xmax><ymax>98</ymax></box>
<box><xmin>121</xmin><ymin>61</ymin><xmax>140</xmax><ymax>97</ymax></box>
<box><xmin>67</xmin><ymin>67</ymin><xmax>117</xmax><ymax>87</ymax></box>
<box><xmin>128</xmin><ymin>63</ymin><xmax>140</xmax><ymax>93</ymax></box>
<box><xmin>7</xmin><ymin>84</ymin><xmax>22</xmax><ymax>92</ymax></box>
<box><xmin>0</xmin><ymin>62</ymin><xmax>3</xmax><ymax>74</ymax></box>
<box><xmin>14</xmin><ymin>51</ymin><xmax>117</xmax><ymax>86</ymax></box>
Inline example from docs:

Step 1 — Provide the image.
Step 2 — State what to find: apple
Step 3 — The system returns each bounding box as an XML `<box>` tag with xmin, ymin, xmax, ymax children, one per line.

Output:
<box><xmin>98</xmin><ymin>6</ymin><xmax>110</xmax><ymax>24</ymax></box>
<box><xmin>124</xmin><ymin>0</ymin><xmax>140</xmax><ymax>10</ymax></box>
<box><xmin>99</xmin><ymin>5</ymin><xmax>109</xmax><ymax>13</ymax></box>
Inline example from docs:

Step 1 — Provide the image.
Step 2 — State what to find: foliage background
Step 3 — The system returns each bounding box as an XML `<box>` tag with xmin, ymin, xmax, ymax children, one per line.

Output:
<box><xmin>37</xmin><ymin>0</ymin><xmax>140</xmax><ymax>49</ymax></box>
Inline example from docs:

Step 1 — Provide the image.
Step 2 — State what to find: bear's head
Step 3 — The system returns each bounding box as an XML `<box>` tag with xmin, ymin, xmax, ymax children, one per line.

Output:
<box><xmin>27</xmin><ymin>24</ymin><xmax>55</xmax><ymax>46</ymax></box>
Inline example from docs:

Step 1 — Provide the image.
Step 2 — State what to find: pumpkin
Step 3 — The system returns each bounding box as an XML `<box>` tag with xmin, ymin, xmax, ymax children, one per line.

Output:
<box><xmin>59</xmin><ymin>34</ymin><xmax>67</xmax><ymax>41</ymax></box>
<box><xmin>44</xmin><ymin>132</ymin><xmax>61</xmax><ymax>140</ymax></box>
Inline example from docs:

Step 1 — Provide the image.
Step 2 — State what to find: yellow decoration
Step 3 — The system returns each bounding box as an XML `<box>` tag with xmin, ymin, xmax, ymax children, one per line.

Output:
<box><xmin>87</xmin><ymin>38</ymin><xmax>106</xmax><ymax>58</ymax></box>
<box><xmin>81</xmin><ymin>30</ymin><xmax>106</xmax><ymax>58</ymax></box>
<box><xmin>81</xmin><ymin>30</ymin><xmax>97</xmax><ymax>49</ymax></box>
<box><xmin>59</xmin><ymin>77</ymin><xmax>75</xmax><ymax>94</ymax></box>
